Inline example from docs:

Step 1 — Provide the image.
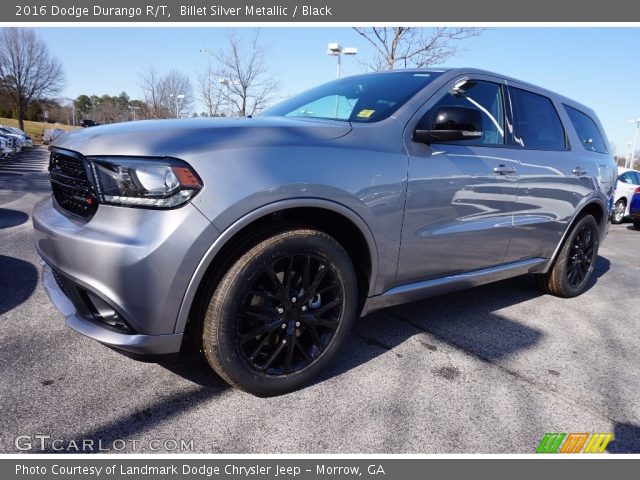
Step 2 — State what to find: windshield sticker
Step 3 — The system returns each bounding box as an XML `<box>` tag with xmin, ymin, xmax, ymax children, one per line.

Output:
<box><xmin>357</xmin><ymin>109</ymin><xmax>375</xmax><ymax>118</ymax></box>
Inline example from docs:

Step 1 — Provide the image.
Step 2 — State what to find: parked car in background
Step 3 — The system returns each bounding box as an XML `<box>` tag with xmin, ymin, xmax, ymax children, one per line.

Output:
<box><xmin>34</xmin><ymin>68</ymin><xmax>616</xmax><ymax>395</ymax></box>
<box><xmin>3</xmin><ymin>126</ymin><xmax>33</xmax><ymax>147</ymax></box>
<box><xmin>80</xmin><ymin>119</ymin><xmax>100</xmax><ymax>128</ymax></box>
<box><xmin>612</xmin><ymin>168</ymin><xmax>640</xmax><ymax>224</ymax></box>
<box><xmin>629</xmin><ymin>187</ymin><xmax>640</xmax><ymax>229</ymax></box>
<box><xmin>0</xmin><ymin>132</ymin><xmax>18</xmax><ymax>155</ymax></box>
<box><xmin>0</xmin><ymin>127</ymin><xmax>24</xmax><ymax>153</ymax></box>
<box><xmin>0</xmin><ymin>136</ymin><xmax>12</xmax><ymax>158</ymax></box>
<box><xmin>42</xmin><ymin>128</ymin><xmax>66</xmax><ymax>145</ymax></box>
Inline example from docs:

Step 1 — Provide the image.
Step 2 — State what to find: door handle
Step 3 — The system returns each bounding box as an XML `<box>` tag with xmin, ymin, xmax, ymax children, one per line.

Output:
<box><xmin>493</xmin><ymin>165</ymin><xmax>517</xmax><ymax>175</ymax></box>
<box><xmin>572</xmin><ymin>166</ymin><xmax>588</xmax><ymax>176</ymax></box>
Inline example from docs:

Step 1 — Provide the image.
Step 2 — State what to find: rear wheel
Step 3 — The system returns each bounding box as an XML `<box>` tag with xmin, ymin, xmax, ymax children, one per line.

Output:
<box><xmin>634</xmin><ymin>220</ymin><xmax>640</xmax><ymax>230</ymax></box>
<box><xmin>612</xmin><ymin>199</ymin><xmax>626</xmax><ymax>224</ymax></box>
<box><xmin>536</xmin><ymin>215</ymin><xmax>600</xmax><ymax>298</ymax></box>
<box><xmin>201</xmin><ymin>227</ymin><xmax>358</xmax><ymax>396</ymax></box>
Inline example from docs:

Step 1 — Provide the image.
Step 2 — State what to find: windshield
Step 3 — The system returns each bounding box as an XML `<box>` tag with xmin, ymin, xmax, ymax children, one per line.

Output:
<box><xmin>263</xmin><ymin>71</ymin><xmax>442</xmax><ymax>123</ymax></box>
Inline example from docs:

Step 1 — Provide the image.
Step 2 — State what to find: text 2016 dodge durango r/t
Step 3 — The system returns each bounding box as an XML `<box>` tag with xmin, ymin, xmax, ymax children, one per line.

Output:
<box><xmin>33</xmin><ymin>69</ymin><xmax>616</xmax><ymax>395</ymax></box>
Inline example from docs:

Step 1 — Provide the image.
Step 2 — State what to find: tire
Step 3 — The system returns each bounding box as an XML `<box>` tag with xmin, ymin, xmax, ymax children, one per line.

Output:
<box><xmin>611</xmin><ymin>199</ymin><xmax>626</xmax><ymax>224</ymax></box>
<box><xmin>202</xmin><ymin>227</ymin><xmax>358</xmax><ymax>396</ymax></box>
<box><xmin>536</xmin><ymin>215</ymin><xmax>600</xmax><ymax>298</ymax></box>
<box><xmin>634</xmin><ymin>220</ymin><xmax>640</xmax><ymax>230</ymax></box>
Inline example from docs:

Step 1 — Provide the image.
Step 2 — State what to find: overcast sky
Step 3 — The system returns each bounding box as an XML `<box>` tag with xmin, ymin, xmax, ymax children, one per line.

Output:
<box><xmin>35</xmin><ymin>27</ymin><xmax>640</xmax><ymax>155</ymax></box>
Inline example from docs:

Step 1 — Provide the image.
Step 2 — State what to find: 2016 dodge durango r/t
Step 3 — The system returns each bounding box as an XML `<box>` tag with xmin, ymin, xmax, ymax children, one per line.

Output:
<box><xmin>33</xmin><ymin>69</ymin><xmax>616</xmax><ymax>395</ymax></box>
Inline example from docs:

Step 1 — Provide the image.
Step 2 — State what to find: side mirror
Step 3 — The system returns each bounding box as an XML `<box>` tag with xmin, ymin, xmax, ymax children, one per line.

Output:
<box><xmin>414</xmin><ymin>106</ymin><xmax>484</xmax><ymax>144</ymax></box>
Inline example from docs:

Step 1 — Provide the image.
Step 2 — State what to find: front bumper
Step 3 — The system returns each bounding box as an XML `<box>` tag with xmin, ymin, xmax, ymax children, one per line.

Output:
<box><xmin>33</xmin><ymin>195</ymin><xmax>219</xmax><ymax>354</ymax></box>
<box><xmin>41</xmin><ymin>263</ymin><xmax>183</xmax><ymax>354</ymax></box>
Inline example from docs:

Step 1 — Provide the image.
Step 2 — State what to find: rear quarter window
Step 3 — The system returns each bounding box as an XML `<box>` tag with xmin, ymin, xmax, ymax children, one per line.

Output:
<box><xmin>564</xmin><ymin>105</ymin><xmax>608</xmax><ymax>154</ymax></box>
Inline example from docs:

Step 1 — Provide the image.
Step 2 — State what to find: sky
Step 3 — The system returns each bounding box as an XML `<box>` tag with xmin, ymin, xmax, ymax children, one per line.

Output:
<box><xmin>34</xmin><ymin>27</ymin><xmax>640</xmax><ymax>155</ymax></box>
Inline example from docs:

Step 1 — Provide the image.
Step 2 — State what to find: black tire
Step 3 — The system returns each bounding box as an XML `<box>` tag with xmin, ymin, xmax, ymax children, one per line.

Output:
<box><xmin>634</xmin><ymin>220</ymin><xmax>640</xmax><ymax>230</ymax></box>
<box><xmin>611</xmin><ymin>199</ymin><xmax>626</xmax><ymax>224</ymax></box>
<box><xmin>202</xmin><ymin>227</ymin><xmax>358</xmax><ymax>396</ymax></box>
<box><xmin>536</xmin><ymin>215</ymin><xmax>600</xmax><ymax>298</ymax></box>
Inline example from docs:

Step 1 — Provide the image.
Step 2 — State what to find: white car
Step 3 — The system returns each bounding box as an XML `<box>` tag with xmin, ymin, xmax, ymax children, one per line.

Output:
<box><xmin>612</xmin><ymin>168</ymin><xmax>640</xmax><ymax>224</ymax></box>
<box><xmin>0</xmin><ymin>136</ymin><xmax>12</xmax><ymax>157</ymax></box>
<box><xmin>0</xmin><ymin>127</ymin><xmax>24</xmax><ymax>153</ymax></box>
<box><xmin>4</xmin><ymin>126</ymin><xmax>33</xmax><ymax>147</ymax></box>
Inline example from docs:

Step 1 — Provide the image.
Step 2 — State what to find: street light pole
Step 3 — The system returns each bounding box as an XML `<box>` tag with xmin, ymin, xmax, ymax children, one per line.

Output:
<box><xmin>629</xmin><ymin>119</ymin><xmax>640</xmax><ymax>169</ymax></box>
<box><xmin>327</xmin><ymin>43</ymin><xmax>358</xmax><ymax>78</ymax></box>
<box><xmin>170</xmin><ymin>94</ymin><xmax>185</xmax><ymax>118</ymax></box>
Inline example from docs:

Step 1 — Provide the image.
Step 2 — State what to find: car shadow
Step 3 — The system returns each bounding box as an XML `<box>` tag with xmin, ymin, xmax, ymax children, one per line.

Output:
<box><xmin>38</xmin><ymin>383</ymin><xmax>228</xmax><ymax>453</ymax></box>
<box><xmin>607</xmin><ymin>422</ymin><xmax>640</xmax><ymax>453</ymax></box>
<box><xmin>0</xmin><ymin>208</ymin><xmax>29</xmax><ymax>229</ymax></box>
<box><xmin>316</xmin><ymin>255</ymin><xmax>611</xmax><ymax>385</ymax></box>
<box><xmin>0</xmin><ymin>255</ymin><xmax>38</xmax><ymax>316</ymax></box>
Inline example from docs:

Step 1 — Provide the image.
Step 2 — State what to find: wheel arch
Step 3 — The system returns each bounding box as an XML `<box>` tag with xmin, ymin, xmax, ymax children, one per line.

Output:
<box><xmin>538</xmin><ymin>198</ymin><xmax>607</xmax><ymax>274</ymax></box>
<box><xmin>174</xmin><ymin>199</ymin><xmax>379</xmax><ymax>336</ymax></box>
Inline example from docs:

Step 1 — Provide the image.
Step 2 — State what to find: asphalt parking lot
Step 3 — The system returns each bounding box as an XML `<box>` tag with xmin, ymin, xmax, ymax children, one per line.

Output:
<box><xmin>1</xmin><ymin>146</ymin><xmax>639</xmax><ymax>453</ymax></box>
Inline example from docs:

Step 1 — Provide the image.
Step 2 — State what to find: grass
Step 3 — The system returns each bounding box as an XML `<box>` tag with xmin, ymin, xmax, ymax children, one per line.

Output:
<box><xmin>0</xmin><ymin>118</ymin><xmax>80</xmax><ymax>144</ymax></box>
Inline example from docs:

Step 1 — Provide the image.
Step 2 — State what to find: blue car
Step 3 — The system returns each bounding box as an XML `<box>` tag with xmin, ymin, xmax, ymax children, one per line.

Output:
<box><xmin>630</xmin><ymin>187</ymin><xmax>640</xmax><ymax>229</ymax></box>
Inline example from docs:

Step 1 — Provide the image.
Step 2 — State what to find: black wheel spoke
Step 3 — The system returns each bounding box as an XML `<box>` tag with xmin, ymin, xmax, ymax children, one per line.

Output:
<box><xmin>265</xmin><ymin>265</ymin><xmax>286</xmax><ymax>298</ymax></box>
<box><xmin>302</xmin><ymin>264</ymin><xmax>327</xmax><ymax>303</ymax></box>
<box><xmin>239</xmin><ymin>319</ymin><xmax>282</xmax><ymax>344</ymax></box>
<box><xmin>283</xmin><ymin>255</ymin><xmax>295</xmax><ymax>289</ymax></box>
<box><xmin>241</xmin><ymin>310</ymin><xmax>276</xmax><ymax>323</ymax></box>
<box><xmin>249</xmin><ymin>331</ymin><xmax>274</xmax><ymax>361</ymax></box>
<box><xmin>307</xmin><ymin>324</ymin><xmax>324</xmax><ymax>347</ymax></box>
<box><xmin>260</xmin><ymin>340</ymin><xmax>287</xmax><ymax>370</ymax></box>
<box><xmin>294</xmin><ymin>337</ymin><xmax>312</xmax><ymax>364</ymax></box>
<box><xmin>247</xmin><ymin>289</ymin><xmax>281</xmax><ymax>302</ymax></box>
<box><xmin>312</xmin><ymin>298</ymin><xmax>342</xmax><ymax>317</ymax></box>
<box><xmin>283</xmin><ymin>336</ymin><xmax>295</xmax><ymax>372</ymax></box>
<box><xmin>302</xmin><ymin>255</ymin><xmax>311</xmax><ymax>291</ymax></box>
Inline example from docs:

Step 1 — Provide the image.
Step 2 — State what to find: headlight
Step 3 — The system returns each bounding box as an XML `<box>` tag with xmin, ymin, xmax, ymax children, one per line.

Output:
<box><xmin>89</xmin><ymin>157</ymin><xmax>202</xmax><ymax>208</ymax></box>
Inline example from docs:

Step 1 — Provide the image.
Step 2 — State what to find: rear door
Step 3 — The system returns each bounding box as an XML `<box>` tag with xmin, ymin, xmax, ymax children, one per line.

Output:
<box><xmin>503</xmin><ymin>86</ymin><xmax>600</xmax><ymax>263</ymax></box>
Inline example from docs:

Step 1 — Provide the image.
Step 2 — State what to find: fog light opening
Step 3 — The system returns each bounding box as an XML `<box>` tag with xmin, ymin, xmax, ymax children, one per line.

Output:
<box><xmin>84</xmin><ymin>291</ymin><xmax>134</xmax><ymax>333</ymax></box>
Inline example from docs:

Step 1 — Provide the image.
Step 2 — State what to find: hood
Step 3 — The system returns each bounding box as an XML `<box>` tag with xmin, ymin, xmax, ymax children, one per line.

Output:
<box><xmin>53</xmin><ymin>116</ymin><xmax>352</xmax><ymax>157</ymax></box>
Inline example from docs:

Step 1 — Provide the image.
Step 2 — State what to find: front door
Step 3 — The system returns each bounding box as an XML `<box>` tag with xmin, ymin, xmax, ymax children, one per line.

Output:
<box><xmin>397</xmin><ymin>78</ymin><xmax>518</xmax><ymax>285</ymax></box>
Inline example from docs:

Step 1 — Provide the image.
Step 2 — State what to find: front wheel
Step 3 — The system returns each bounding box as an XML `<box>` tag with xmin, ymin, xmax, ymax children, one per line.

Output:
<box><xmin>202</xmin><ymin>227</ymin><xmax>358</xmax><ymax>396</ymax></box>
<box><xmin>536</xmin><ymin>215</ymin><xmax>600</xmax><ymax>298</ymax></box>
<box><xmin>611</xmin><ymin>199</ymin><xmax>626</xmax><ymax>224</ymax></box>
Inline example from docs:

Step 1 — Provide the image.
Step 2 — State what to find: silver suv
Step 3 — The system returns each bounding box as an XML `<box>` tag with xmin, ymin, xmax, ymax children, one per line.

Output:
<box><xmin>33</xmin><ymin>69</ymin><xmax>616</xmax><ymax>395</ymax></box>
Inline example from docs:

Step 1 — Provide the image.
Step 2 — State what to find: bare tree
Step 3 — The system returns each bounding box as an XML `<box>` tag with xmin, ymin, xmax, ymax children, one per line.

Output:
<box><xmin>161</xmin><ymin>69</ymin><xmax>194</xmax><ymax>118</ymax></box>
<box><xmin>139</xmin><ymin>66</ymin><xmax>193</xmax><ymax>118</ymax></box>
<box><xmin>198</xmin><ymin>62</ymin><xmax>225</xmax><ymax>117</ymax></box>
<box><xmin>139</xmin><ymin>66</ymin><xmax>166</xmax><ymax>118</ymax></box>
<box><xmin>353</xmin><ymin>27</ymin><xmax>484</xmax><ymax>71</ymax></box>
<box><xmin>0</xmin><ymin>28</ymin><xmax>64</xmax><ymax>130</ymax></box>
<box><xmin>207</xmin><ymin>30</ymin><xmax>279</xmax><ymax>117</ymax></box>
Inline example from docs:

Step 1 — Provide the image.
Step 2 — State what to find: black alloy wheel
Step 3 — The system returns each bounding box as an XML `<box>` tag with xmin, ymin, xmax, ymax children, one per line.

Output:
<box><xmin>202</xmin><ymin>227</ymin><xmax>358</xmax><ymax>396</ymax></box>
<box><xmin>565</xmin><ymin>223</ymin><xmax>597</xmax><ymax>289</ymax></box>
<box><xmin>237</xmin><ymin>253</ymin><xmax>343</xmax><ymax>375</ymax></box>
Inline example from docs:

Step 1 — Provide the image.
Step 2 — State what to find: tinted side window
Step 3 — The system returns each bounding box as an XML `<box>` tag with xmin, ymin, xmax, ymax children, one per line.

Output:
<box><xmin>511</xmin><ymin>88</ymin><xmax>566</xmax><ymax>151</ymax></box>
<box><xmin>629</xmin><ymin>172</ymin><xmax>640</xmax><ymax>185</ymax></box>
<box><xmin>619</xmin><ymin>173</ymin><xmax>634</xmax><ymax>184</ymax></box>
<box><xmin>421</xmin><ymin>80</ymin><xmax>505</xmax><ymax>146</ymax></box>
<box><xmin>564</xmin><ymin>105</ymin><xmax>608</xmax><ymax>154</ymax></box>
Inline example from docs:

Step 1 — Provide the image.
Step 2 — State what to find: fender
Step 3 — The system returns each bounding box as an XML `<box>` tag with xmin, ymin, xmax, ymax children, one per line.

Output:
<box><xmin>535</xmin><ymin>194</ymin><xmax>609</xmax><ymax>274</ymax></box>
<box><xmin>173</xmin><ymin>198</ymin><xmax>379</xmax><ymax>334</ymax></box>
